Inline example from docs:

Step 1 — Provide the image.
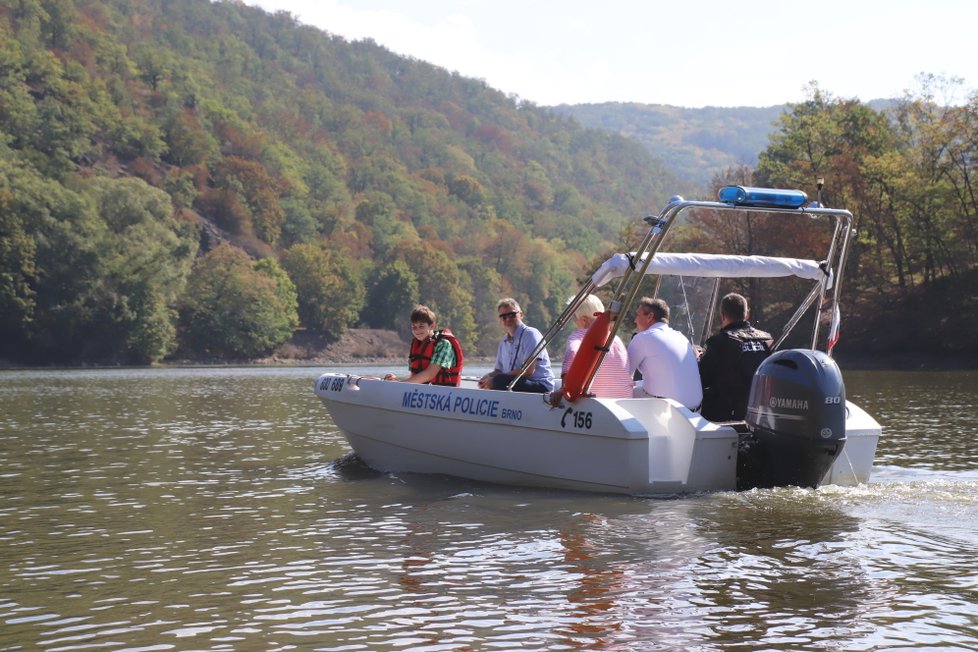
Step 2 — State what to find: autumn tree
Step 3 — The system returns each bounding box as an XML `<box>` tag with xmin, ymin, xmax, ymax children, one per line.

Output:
<box><xmin>387</xmin><ymin>239</ymin><xmax>477</xmax><ymax>349</ymax></box>
<box><xmin>755</xmin><ymin>86</ymin><xmax>903</xmax><ymax>297</ymax></box>
<box><xmin>211</xmin><ymin>155</ymin><xmax>287</xmax><ymax>245</ymax></box>
<box><xmin>281</xmin><ymin>242</ymin><xmax>364</xmax><ymax>335</ymax></box>
<box><xmin>253</xmin><ymin>257</ymin><xmax>300</xmax><ymax>332</ymax></box>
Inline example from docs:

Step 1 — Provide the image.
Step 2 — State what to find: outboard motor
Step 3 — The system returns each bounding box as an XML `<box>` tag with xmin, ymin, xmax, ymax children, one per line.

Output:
<box><xmin>737</xmin><ymin>349</ymin><xmax>847</xmax><ymax>490</ymax></box>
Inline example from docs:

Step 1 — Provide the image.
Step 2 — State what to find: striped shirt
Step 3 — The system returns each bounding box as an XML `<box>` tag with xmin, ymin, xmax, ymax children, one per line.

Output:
<box><xmin>561</xmin><ymin>329</ymin><xmax>634</xmax><ymax>398</ymax></box>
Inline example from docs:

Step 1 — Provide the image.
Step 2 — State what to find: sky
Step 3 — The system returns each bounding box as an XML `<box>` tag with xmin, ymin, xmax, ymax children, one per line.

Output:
<box><xmin>245</xmin><ymin>0</ymin><xmax>977</xmax><ymax>108</ymax></box>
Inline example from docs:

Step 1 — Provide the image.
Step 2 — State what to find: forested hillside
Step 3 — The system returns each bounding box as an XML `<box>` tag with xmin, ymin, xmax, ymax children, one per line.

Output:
<box><xmin>2</xmin><ymin>0</ymin><xmax>977</xmax><ymax>367</ymax></box>
<box><xmin>0</xmin><ymin>0</ymin><xmax>683</xmax><ymax>365</ymax></box>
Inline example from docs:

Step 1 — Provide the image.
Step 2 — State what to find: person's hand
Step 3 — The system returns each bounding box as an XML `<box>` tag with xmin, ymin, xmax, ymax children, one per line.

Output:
<box><xmin>478</xmin><ymin>374</ymin><xmax>491</xmax><ymax>389</ymax></box>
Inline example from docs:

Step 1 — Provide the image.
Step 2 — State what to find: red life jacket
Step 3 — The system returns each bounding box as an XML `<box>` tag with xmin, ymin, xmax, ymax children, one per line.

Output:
<box><xmin>408</xmin><ymin>329</ymin><xmax>464</xmax><ymax>386</ymax></box>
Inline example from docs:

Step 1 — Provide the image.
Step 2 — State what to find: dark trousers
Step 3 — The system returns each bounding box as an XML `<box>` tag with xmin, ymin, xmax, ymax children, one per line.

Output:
<box><xmin>490</xmin><ymin>373</ymin><xmax>550</xmax><ymax>393</ymax></box>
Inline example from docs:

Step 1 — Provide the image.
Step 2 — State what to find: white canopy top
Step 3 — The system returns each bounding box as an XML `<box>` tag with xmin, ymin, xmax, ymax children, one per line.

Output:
<box><xmin>591</xmin><ymin>252</ymin><xmax>829</xmax><ymax>288</ymax></box>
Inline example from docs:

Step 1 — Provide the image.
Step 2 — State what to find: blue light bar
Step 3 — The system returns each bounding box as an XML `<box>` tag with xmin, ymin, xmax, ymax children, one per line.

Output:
<box><xmin>718</xmin><ymin>185</ymin><xmax>808</xmax><ymax>209</ymax></box>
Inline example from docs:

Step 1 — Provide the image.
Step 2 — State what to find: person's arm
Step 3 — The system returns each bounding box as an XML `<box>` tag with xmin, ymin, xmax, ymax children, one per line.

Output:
<box><xmin>561</xmin><ymin>337</ymin><xmax>582</xmax><ymax>379</ymax></box>
<box><xmin>404</xmin><ymin>363</ymin><xmax>442</xmax><ymax>384</ymax></box>
<box><xmin>697</xmin><ymin>335</ymin><xmax>719</xmax><ymax>388</ymax></box>
<box><xmin>383</xmin><ymin>355</ymin><xmax>409</xmax><ymax>381</ymax></box>
<box><xmin>479</xmin><ymin>339</ymin><xmax>506</xmax><ymax>388</ymax></box>
<box><xmin>626</xmin><ymin>338</ymin><xmax>641</xmax><ymax>378</ymax></box>
<box><xmin>518</xmin><ymin>327</ymin><xmax>545</xmax><ymax>378</ymax></box>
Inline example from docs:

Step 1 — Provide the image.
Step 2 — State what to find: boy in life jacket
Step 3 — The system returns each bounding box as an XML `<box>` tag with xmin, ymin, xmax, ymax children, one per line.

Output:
<box><xmin>383</xmin><ymin>305</ymin><xmax>464</xmax><ymax>386</ymax></box>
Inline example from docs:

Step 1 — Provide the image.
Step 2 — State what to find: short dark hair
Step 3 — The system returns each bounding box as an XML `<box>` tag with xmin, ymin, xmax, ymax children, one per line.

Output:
<box><xmin>410</xmin><ymin>305</ymin><xmax>436</xmax><ymax>325</ymax></box>
<box><xmin>720</xmin><ymin>293</ymin><xmax>748</xmax><ymax>321</ymax></box>
<box><xmin>638</xmin><ymin>297</ymin><xmax>669</xmax><ymax>322</ymax></box>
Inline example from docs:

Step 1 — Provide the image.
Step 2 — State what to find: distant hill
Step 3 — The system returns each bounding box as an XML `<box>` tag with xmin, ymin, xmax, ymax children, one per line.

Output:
<box><xmin>550</xmin><ymin>99</ymin><xmax>898</xmax><ymax>189</ymax></box>
<box><xmin>548</xmin><ymin>103</ymin><xmax>785</xmax><ymax>187</ymax></box>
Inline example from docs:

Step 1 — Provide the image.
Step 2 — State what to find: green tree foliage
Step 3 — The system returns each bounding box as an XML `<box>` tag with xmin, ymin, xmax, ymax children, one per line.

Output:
<box><xmin>754</xmin><ymin>81</ymin><xmax>978</xmax><ymax>299</ymax></box>
<box><xmin>386</xmin><ymin>239</ymin><xmax>477</xmax><ymax>348</ymax></box>
<box><xmin>447</xmin><ymin>174</ymin><xmax>488</xmax><ymax>207</ymax></box>
<box><xmin>456</xmin><ymin>256</ymin><xmax>505</xmax><ymax>354</ymax></box>
<box><xmin>254</xmin><ymin>257</ymin><xmax>300</xmax><ymax>332</ymax></box>
<box><xmin>0</xmin><ymin>149</ymin><xmax>104</xmax><ymax>363</ymax></box>
<box><xmin>89</xmin><ymin>176</ymin><xmax>198</xmax><ymax>363</ymax></box>
<box><xmin>0</xmin><ymin>163</ymin><xmax>196</xmax><ymax>364</ymax></box>
<box><xmin>211</xmin><ymin>156</ymin><xmax>287</xmax><ymax>245</ymax></box>
<box><xmin>179</xmin><ymin>244</ymin><xmax>296</xmax><ymax>358</ymax></box>
<box><xmin>361</xmin><ymin>259</ymin><xmax>419</xmax><ymax>331</ymax></box>
<box><xmin>0</xmin><ymin>25</ymin><xmax>98</xmax><ymax>177</ymax></box>
<box><xmin>0</xmin><ymin>186</ymin><xmax>37</xmax><ymax>341</ymax></box>
<box><xmin>161</xmin><ymin>108</ymin><xmax>216</xmax><ymax>167</ymax></box>
<box><xmin>280</xmin><ymin>243</ymin><xmax>364</xmax><ymax>335</ymax></box>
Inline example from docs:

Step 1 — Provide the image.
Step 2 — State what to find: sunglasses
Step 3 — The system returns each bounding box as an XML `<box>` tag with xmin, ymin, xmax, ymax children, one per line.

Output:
<box><xmin>498</xmin><ymin>311</ymin><xmax>519</xmax><ymax>320</ymax></box>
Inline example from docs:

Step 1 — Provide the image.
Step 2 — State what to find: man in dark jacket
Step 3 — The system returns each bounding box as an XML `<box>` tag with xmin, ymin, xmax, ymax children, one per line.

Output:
<box><xmin>698</xmin><ymin>293</ymin><xmax>773</xmax><ymax>421</ymax></box>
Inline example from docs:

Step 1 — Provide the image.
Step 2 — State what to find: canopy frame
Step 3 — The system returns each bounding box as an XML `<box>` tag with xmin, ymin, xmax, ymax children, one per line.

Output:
<box><xmin>507</xmin><ymin>196</ymin><xmax>855</xmax><ymax>397</ymax></box>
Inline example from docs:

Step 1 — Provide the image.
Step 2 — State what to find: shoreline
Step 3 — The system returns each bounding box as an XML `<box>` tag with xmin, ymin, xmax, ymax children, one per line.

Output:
<box><xmin>832</xmin><ymin>352</ymin><xmax>978</xmax><ymax>371</ymax></box>
<box><xmin>2</xmin><ymin>353</ymin><xmax>976</xmax><ymax>372</ymax></box>
<box><xmin>2</xmin><ymin>326</ymin><xmax>976</xmax><ymax>371</ymax></box>
<box><xmin>0</xmin><ymin>355</ymin><xmax>499</xmax><ymax>371</ymax></box>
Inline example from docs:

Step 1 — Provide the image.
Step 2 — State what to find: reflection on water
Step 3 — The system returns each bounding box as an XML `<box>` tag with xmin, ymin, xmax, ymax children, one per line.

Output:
<box><xmin>1</xmin><ymin>366</ymin><xmax>977</xmax><ymax>650</ymax></box>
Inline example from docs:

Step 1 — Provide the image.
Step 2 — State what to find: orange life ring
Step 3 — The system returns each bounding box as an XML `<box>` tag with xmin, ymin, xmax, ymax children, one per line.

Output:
<box><xmin>562</xmin><ymin>311</ymin><xmax>612</xmax><ymax>402</ymax></box>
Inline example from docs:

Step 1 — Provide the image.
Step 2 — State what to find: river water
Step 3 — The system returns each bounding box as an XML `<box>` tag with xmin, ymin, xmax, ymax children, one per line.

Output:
<box><xmin>1</xmin><ymin>366</ymin><xmax>977</xmax><ymax>651</ymax></box>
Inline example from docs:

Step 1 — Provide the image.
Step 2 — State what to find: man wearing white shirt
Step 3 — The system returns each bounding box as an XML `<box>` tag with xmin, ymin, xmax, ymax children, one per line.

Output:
<box><xmin>627</xmin><ymin>297</ymin><xmax>703</xmax><ymax>410</ymax></box>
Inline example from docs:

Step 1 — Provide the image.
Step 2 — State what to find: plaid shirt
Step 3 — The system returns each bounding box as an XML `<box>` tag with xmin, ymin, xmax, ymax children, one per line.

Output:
<box><xmin>428</xmin><ymin>338</ymin><xmax>456</xmax><ymax>369</ymax></box>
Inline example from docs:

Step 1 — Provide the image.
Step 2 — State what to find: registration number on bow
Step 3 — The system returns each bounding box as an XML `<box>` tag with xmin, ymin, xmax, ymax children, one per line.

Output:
<box><xmin>320</xmin><ymin>376</ymin><xmax>345</xmax><ymax>392</ymax></box>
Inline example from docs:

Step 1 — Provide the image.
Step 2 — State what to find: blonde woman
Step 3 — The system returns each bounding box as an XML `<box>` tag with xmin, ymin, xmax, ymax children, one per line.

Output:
<box><xmin>561</xmin><ymin>294</ymin><xmax>633</xmax><ymax>399</ymax></box>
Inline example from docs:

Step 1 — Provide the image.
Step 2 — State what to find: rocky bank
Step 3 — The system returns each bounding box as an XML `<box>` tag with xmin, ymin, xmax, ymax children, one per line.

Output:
<box><xmin>258</xmin><ymin>328</ymin><xmax>410</xmax><ymax>365</ymax></box>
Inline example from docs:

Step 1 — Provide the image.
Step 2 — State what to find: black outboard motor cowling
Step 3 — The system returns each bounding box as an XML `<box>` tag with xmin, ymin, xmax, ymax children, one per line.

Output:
<box><xmin>738</xmin><ymin>349</ymin><xmax>847</xmax><ymax>490</ymax></box>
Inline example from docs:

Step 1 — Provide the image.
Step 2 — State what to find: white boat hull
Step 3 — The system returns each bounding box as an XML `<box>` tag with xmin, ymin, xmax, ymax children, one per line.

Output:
<box><xmin>315</xmin><ymin>373</ymin><xmax>880</xmax><ymax>495</ymax></box>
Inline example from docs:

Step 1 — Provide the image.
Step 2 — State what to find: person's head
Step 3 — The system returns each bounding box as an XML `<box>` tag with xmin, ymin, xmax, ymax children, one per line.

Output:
<box><xmin>719</xmin><ymin>293</ymin><xmax>749</xmax><ymax>325</ymax></box>
<box><xmin>572</xmin><ymin>294</ymin><xmax>605</xmax><ymax>327</ymax></box>
<box><xmin>410</xmin><ymin>305</ymin><xmax>437</xmax><ymax>341</ymax></box>
<box><xmin>497</xmin><ymin>298</ymin><xmax>523</xmax><ymax>333</ymax></box>
<box><xmin>634</xmin><ymin>297</ymin><xmax>669</xmax><ymax>331</ymax></box>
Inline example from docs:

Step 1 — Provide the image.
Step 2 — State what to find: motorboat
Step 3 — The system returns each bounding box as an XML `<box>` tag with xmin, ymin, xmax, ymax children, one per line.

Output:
<box><xmin>314</xmin><ymin>185</ymin><xmax>881</xmax><ymax>495</ymax></box>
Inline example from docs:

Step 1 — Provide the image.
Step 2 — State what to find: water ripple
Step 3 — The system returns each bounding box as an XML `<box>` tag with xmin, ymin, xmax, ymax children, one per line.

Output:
<box><xmin>2</xmin><ymin>367</ymin><xmax>978</xmax><ymax>650</ymax></box>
